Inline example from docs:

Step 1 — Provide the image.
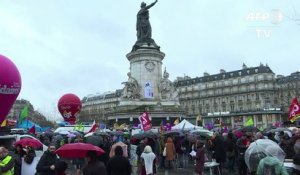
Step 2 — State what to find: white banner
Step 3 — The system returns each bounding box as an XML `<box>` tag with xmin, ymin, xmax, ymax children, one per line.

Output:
<box><xmin>144</xmin><ymin>82</ymin><xmax>153</xmax><ymax>98</ymax></box>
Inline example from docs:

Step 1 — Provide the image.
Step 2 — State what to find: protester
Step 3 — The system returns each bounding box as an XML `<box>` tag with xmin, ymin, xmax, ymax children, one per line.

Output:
<box><xmin>73</xmin><ymin>137</ymin><xmax>85</xmax><ymax>175</ymax></box>
<box><xmin>54</xmin><ymin>160</ymin><xmax>68</xmax><ymax>175</ymax></box>
<box><xmin>279</xmin><ymin>133</ymin><xmax>294</xmax><ymax>159</ymax></box>
<box><xmin>136</xmin><ymin>138</ymin><xmax>147</xmax><ymax>173</ymax></box>
<box><xmin>175</xmin><ymin>136</ymin><xmax>184</xmax><ymax>168</ymax></box>
<box><xmin>292</xmin><ymin>153</ymin><xmax>300</xmax><ymax>175</ymax></box>
<box><xmin>267</xmin><ymin>132</ymin><xmax>278</xmax><ymax>143</ymax></box>
<box><xmin>225</xmin><ymin>132</ymin><xmax>236</xmax><ymax>173</ymax></box>
<box><xmin>195</xmin><ymin>141</ymin><xmax>205</xmax><ymax>175</ymax></box>
<box><xmin>0</xmin><ymin>147</ymin><xmax>14</xmax><ymax>175</ymax></box>
<box><xmin>212</xmin><ymin>133</ymin><xmax>226</xmax><ymax>174</ymax></box>
<box><xmin>36</xmin><ymin>144</ymin><xmax>59</xmax><ymax>175</ymax></box>
<box><xmin>165</xmin><ymin>136</ymin><xmax>176</xmax><ymax>169</ymax></box>
<box><xmin>153</xmin><ymin>136</ymin><xmax>161</xmax><ymax>168</ymax></box>
<box><xmin>140</xmin><ymin>145</ymin><xmax>156</xmax><ymax>175</ymax></box>
<box><xmin>24</xmin><ymin>145</ymin><xmax>36</xmax><ymax>164</ymax></box>
<box><xmin>256</xmin><ymin>156</ymin><xmax>289</xmax><ymax>175</ymax></box>
<box><xmin>159</xmin><ymin>136</ymin><xmax>166</xmax><ymax>169</ymax></box>
<box><xmin>107</xmin><ymin>145</ymin><xmax>131</xmax><ymax>175</ymax></box>
<box><xmin>83</xmin><ymin>150</ymin><xmax>107</xmax><ymax>175</ymax></box>
<box><xmin>13</xmin><ymin>144</ymin><xmax>25</xmax><ymax>175</ymax></box>
<box><xmin>254</xmin><ymin>132</ymin><xmax>264</xmax><ymax>140</ymax></box>
<box><xmin>236</xmin><ymin>133</ymin><xmax>249</xmax><ymax>175</ymax></box>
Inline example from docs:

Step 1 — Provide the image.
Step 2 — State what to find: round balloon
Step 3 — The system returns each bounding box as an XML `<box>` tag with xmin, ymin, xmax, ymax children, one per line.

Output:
<box><xmin>0</xmin><ymin>54</ymin><xmax>22</xmax><ymax>124</ymax></box>
<box><xmin>58</xmin><ymin>93</ymin><xmax>81</xmax><ymax>125</ymax></box>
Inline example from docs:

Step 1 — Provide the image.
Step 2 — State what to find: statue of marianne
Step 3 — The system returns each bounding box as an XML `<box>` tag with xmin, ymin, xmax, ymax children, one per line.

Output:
<box><xmin>136</xmin><ymin>0</ymin><xmax>158</xmax><ymax>41</ymax></box>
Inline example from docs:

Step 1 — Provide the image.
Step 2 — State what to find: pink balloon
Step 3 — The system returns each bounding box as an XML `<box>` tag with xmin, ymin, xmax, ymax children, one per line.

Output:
<box><xmin>0</xmin><ymin>54</ymin><xmax>22</xmax><ymax>124</ymax></box>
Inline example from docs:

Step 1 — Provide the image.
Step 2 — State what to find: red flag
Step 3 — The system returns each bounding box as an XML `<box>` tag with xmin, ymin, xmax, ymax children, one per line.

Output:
<box><xmin>28</xmin><ymin>125</ymin><xmax>35</xmax><ymax>135</ymax></box>
<box><xmin>138</xmin><ymin>112</ymin><xmax>152</xmax><ymax>131</ymax></box>
<box><xmin>288</xmin><ymin>97</ymin><xmax>300</xmax><ymax>122</ymax></box>
<box><xmin>88</xmin><ymin>120</ymin><xmax>98</xmax><ymax>133</ymax></box>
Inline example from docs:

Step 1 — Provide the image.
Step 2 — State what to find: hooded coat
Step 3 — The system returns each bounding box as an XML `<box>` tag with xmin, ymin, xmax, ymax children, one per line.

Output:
<box><xmin>256</xmin><ymin>156</ymin><xmax>288</xmax><ymax>175</ymax></box>
<box><xmin>165</xmin><ymin>137</ymin><xmax>176</xmax><ymax>161</ymax></box>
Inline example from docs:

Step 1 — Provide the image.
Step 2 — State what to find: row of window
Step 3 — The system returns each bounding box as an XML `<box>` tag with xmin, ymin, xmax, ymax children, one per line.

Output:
<box><xmin>180</xmin><ymin>74</ymin><xmax>274</xmax><ymax>91</ymax></box>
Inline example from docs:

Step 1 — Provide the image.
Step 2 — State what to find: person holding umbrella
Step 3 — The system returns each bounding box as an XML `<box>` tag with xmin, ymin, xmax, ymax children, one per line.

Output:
<box><xmin>36</xmin><ymin>144</ymin><xmax>59</xmax><ymax>175</ymax></box>
<box><xmin>195</xmin><ymin>141</ymin><xmax>205</xmax><ymax>175</ymax></box>
<box><xmin>54</xmin><ymin>160</ymin><xmax>68</xmax><ymax>175</ymax></box>
<box><xmin>236</xmin><ymin>133</ymin><xmax>250</xmax><ymax>175</ymax></box>
<box><xmin>13</xmin><ymin>144</ymin><xmax>25</xmax><ymax>175</ymax></box>
<box><xmin>0</xmin><ymin>147</ymin><xmax>14</xmax><ymax>175</ymax></box>
<box><xmin>83</xmin><ymin>150</ymin><xmax>107</xmax><ymax>175</ymax></box>
<box><xmin>107</xmin><ymin>146</ymin><xmax>131</xmax><ymax>175</ymax></box>
<box><xmin>24</xmin><ymin>145</ymin><xmax>36</xmax><ymax>165</ymax></box>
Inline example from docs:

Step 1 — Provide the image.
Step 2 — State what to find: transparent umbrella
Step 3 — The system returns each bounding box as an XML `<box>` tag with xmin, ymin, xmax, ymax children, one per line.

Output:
<box><xmin>245</xmin><ymin>139</ymin><xmax>286</xmax><ymax>172</ymax></box>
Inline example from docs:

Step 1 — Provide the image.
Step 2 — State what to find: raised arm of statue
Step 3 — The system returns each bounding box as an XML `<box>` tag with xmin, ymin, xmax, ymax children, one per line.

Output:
<box><xmin>146</xmin><ymin>0</ymin><xmax>158</xmax><ymax>9</ymax></box>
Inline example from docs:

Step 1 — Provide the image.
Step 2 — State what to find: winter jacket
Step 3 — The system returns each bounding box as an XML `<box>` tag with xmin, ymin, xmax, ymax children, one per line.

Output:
<box><xmin>195</xmin><ymin>147</ymin><xmax>205</xmax><ymax>173</ymax></box>
<box><xmin>256</xmin><ymin>156</ymin><xmax>288</xmax><ymax>175</ymax></box>
<box><xmin>36</xmin><ymin>150</ymin><xmax>59</xmax><ymax>175</ymax></box>
<box><xmin>83</xmin><ymin>160</ymin><xmax>107</xmax><ymax>175</ymax></box>
<box><xmin>107</xmin><ymin>155</ymin><xmax>131</xmax><ymax>175</ymax></box>
<box><xmin>165</xmin><ymin>138</ymin><xmax>176</xmax><ymax>161</ymax></box>
<box><xmin>0</xmin><ymin>154</ymin><xmax>14</xmax><ymax>175</ymax></box>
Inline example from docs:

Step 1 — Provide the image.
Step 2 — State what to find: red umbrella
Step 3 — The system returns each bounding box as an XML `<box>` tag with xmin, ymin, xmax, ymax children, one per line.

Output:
<box><xmin>55</xmin><ymin>143</ymin><xmax>105</xmax><ymax>158</ymax></box>
<box><xmin>15</xmin><ymin>138</ymin><xmax>43</xmax><ymax>149</ymax></box>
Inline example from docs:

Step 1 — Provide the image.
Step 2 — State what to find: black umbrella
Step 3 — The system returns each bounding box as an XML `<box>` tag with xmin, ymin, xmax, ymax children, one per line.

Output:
<box><xmin>85</xmin><ymin>135</ymin><xmax>103</xmax><ymax>147</ymax></box>
<box><xmin>164</xmin><ymin>130</ymin><xmax>184</xmax><ymax>137</ymax></box>
<box><xmin>265</xmin><ymin>128</ymin><xmax>290</xmax><ymax>134</ymax></box>
<box><xmin>94</xmin><ymin>131</ymin><xmax>109</xmax><ymax>136</ymax></box>
<box><xmin>132</xmin><ymin>131</ymin><xmax>158</xmax><ymax>139</ymax></box>
<box><xmin>144</xmin><ymin>131</ymin><xmax>158</xmax><ymax>139</ymax></box>
<box><xmin>240</xmin><ymin>126</ymin><xmax>259</xmax><ymax>133</ymax></box>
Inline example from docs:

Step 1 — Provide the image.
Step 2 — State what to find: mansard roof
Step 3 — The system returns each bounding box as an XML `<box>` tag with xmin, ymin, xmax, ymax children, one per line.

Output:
<box><xmin>175</xmin><ymin>65</ymin><xmax>273</xmax><ymax>87</ymax></box>
<box><xmin>276</xmin><ymin>71</ymin><xmax>300</xmax><ymax>84</ymax></box>
<box><xmin>82</xmin><ymin>89</ymin><xmax>122</xmax><ymax>102</ymax></box>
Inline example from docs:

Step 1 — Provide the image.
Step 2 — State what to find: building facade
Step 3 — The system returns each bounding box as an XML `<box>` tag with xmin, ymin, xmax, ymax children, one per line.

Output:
<box><xmin>80</xmin><ymin>90</ymin><xmax>122</xmax><ymax>122</ymax></box>
<box><xmin>174</xmin><ymin>64</ymin><xmax>300</xmax><ymax>128</ymax></box>
<box><xmin>81</xmin><ymin>64</ymin><xmax>300</xmax><ymax>128</ymax></box>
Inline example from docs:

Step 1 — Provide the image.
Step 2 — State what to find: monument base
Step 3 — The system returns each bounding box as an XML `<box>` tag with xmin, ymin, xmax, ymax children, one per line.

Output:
<box><xmin>107</xmin><ymin>99</ymin><xmax>186</xmax><ymax>127</ymax></box>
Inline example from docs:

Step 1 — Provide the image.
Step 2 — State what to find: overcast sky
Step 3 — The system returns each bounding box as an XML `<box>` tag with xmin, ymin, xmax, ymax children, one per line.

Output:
<box><xmin>0</xmin><ymin>0</ymin><xmax>299</xmax><ymax>121</ymax></box>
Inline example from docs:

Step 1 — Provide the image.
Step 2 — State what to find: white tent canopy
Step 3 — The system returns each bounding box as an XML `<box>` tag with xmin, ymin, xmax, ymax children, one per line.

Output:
<box><xmin>171</xmin><ymin>119</ymin><xmax>202</xmax><ymax>131</ymax></box>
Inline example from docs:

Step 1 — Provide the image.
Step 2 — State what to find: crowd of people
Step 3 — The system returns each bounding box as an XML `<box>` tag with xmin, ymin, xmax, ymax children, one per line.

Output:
<box><xmin>1</xmin><ymin>126</ymin><xmax>300</xmax><ymax>175</ymax></box>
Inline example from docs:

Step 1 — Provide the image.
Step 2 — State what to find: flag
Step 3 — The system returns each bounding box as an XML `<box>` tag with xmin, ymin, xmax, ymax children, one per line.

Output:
<box><xmin>223</xmin><ymin>125</ymin><xmax>228</xmax><ymax>133</ymax></box>
<box><xmin>28</xmin><ymin>125</ymin><xmax>35</xmax><ymax>135</ymax></box>
<box><xmin>1</xmin><ymin>120</ymin><xmax>7</xmax><ymax>127</ymax></box>
<box><xmin>206</xmin><ymin>122</ymin><xmax>214</xmax><ymax>131</ymax></box>
<box><xmin>173</xmin><ymin>118</ymin><xmax>179</xmax><ymax>125</ymax></box>
<box><xmin>88</xmin><ymin>120</ymin><xmax>97</xmax><ymax>133</ymax></box>
<box><xmin>119</xmin><ymin>123</ymin><xmax>127</xmax><ymax>129</ymax></box>
<box><xmin>288</xmin><ymin>97</ymin><xmax>300</xmax><ymax>122</ymax></box>
<box><xmin>245</xmin><ymin>118</ymin><xmax>254</xmax><ymax>126</ymax></box>
<box><xmin>99</xmin><ymin>123</ymin><xmax>106</xmax><ymax>129</ymax></box>
<box><xmin>19</xmin><ymin>106</ymin><xmax>29</xmax><ymax>124</ymax></box>
<box><xmin>138</xmin><ymin>112</ymin><xmax>152</xmax><ymax>131</ymax></box>
<box><xmin>74</xmin><ymin>123</ymin><xmax>84</xmax><ymax>132</ymax></box>
<box><xmin>113</xmin><ymin>123</ymin><xmax>119</xmax><ymax>129</ymax></box>
<box><xmin>162</xmin><ymin>119</ymin><xmax>167</xmax><ymax>126</ymax></box>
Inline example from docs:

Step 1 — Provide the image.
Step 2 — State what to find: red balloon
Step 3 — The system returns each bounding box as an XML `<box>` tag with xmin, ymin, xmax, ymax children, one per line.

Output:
<box><xmin>58</xmin><ymin>93</ymin><xmax>81</xmax><ymax>125</ymax></box>
<box><xmin>0</xmin><ymin>54</ymin><xmax>21</xmax><ymax>124</ymax></box>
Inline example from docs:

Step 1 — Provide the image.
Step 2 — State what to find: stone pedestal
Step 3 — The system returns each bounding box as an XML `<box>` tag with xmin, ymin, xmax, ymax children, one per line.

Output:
<box><xmin>107</xmin><ymin>45</ymin><xmax>186</xmax><ymax>126</ymax></box>
<box><xmin>126</xmin><ymin>48</ymin><xmax>165</xmax><ymax>100</ymax></box>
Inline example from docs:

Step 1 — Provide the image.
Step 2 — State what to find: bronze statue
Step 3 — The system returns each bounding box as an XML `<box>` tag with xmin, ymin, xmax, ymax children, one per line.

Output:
<box><xmin>131</xmin><ymin>0</ymin><xmax>160</xmax><ymax>52</ymax></box>
<box><xmin>136</xmin><ymin>0</ymin><xmax>158</xmax><ymax>41</ymax></box>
